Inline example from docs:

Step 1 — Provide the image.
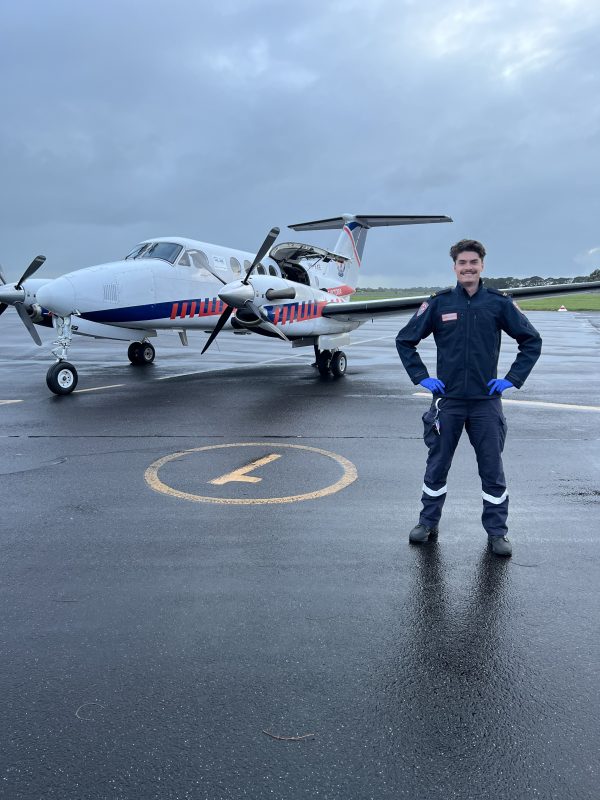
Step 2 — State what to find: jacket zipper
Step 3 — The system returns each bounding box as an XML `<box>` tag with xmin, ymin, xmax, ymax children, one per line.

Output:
<box><xmin>464</xmin><ymin>298</ymin><xmax>471</xmax><ymax>394</ymax></box>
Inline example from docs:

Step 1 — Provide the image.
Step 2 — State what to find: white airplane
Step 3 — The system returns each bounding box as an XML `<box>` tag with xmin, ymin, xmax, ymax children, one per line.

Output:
<box><xmin>1</xmin><ymin>213</ymin><xmax>599</xmax><ymax>395</ymax></box>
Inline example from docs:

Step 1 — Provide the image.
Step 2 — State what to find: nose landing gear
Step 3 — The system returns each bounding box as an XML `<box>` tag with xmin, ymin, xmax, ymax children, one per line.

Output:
<box><xmin>46</xmin><ymin>314</ymin><xmax>78</xmax><ymax>395</ymax></box>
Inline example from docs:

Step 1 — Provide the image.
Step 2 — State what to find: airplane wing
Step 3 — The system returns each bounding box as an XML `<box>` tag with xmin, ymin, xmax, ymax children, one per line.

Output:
<box><xmin>321</xmin><ymin>280</ymin><xmax>600</xmax><ymax>322</ymax></box>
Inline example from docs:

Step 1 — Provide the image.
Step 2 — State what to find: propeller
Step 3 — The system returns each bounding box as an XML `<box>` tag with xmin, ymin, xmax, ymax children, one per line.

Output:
<box><xmin>15</xmin><ymin>302</ymin><xmax>42</xmax><ymax>345</ymax></box>
<box><xmin>242</xmin><ymin>227</ymin><xmax>280</xmax><ymax>285</ymax></box>
<box><xmin>0</xmin><ymin>255</ymin><xmax>46</xmax><ymax>341</ymax></box>
<box><xmin>15</xmin><ymin>255</ymin><xmax>46</xmax><ymax>289</ymax></box>
<box><xmin>202</xmin><ymin>227</ymin><xmax>280</xmax><ymax>355</ymax></box>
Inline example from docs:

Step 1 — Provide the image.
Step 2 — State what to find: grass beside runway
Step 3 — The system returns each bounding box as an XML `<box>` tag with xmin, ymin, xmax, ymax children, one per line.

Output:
<box><xmin>352</xmin><ymin>291</ymin><xmax>600</xmax><ymax>310</ymax></box>
<box><xmin>517</xmin><ymin>294</ymin><xmax>600</xmax><ymax>311</ymax></box>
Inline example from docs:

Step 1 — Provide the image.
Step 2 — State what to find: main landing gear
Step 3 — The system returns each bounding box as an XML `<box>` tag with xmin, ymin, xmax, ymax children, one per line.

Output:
<box><xmin>314</xmin><ymin>348</ymin><xmax>347</xmax><ymax>378</ymax></box>
<box><xmin>128</xmin><ymin>341</ymin><xmax>155</xmax><ymax>365</ymax></box>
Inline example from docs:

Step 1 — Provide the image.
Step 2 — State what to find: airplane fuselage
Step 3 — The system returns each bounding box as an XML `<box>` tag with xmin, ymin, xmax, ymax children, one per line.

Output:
<box><xmin>36</xmin><ymin>237</ymin><xmax>356</xmax><ymax>338</ymax></box>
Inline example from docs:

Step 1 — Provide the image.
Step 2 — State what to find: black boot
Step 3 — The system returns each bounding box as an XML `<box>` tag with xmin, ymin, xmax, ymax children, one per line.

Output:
<box><xmin>409</xmin><ymin>523</ymin><xmax>439</xmax><ymax>544</ymax></box>
<box><xmin>488</xmin><ymin>535</ymin><xmax>512</xmax><ymax>556</ymax></box>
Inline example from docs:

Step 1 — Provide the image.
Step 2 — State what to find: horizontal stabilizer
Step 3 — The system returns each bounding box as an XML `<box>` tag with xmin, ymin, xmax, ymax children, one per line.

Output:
<box><xmin>289</xmin><ymin>215</ymin><xmax>452</xmax><ymax>232</ymax></box>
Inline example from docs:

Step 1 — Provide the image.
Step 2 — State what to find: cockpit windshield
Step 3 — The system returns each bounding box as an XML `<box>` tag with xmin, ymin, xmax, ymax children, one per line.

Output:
<box><xmin>125</xmin><ymin>242</ymin><xmax>183</xmax><ymax>264</ymax></box>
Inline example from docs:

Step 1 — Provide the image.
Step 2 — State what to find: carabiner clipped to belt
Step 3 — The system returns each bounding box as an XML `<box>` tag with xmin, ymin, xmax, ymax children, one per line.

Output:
<box><xmin>433</xmin><ymin>397</ymin><xmax>442</xmax><ymax>435</ymax></box>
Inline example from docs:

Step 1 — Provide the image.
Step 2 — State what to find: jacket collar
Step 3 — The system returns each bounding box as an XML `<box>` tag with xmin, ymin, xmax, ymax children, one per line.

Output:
<box><xmin>454</xmin><ymin>279</ymin><xmax>483</xmax><ymax>299</ymax></box>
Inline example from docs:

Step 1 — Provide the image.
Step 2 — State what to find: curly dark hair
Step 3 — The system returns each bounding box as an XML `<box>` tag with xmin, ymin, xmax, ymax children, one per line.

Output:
<box><xmin>449</xmin><ymin>239</ymin><xmax>486</xmax><ymax>262</ymax></box>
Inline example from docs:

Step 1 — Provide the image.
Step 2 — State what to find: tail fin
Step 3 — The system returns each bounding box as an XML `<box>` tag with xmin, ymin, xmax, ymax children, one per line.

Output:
<box><xmin>289</xmin><ymin>213</ymin><xmax>452</xmax><ymax>293</ymax></box>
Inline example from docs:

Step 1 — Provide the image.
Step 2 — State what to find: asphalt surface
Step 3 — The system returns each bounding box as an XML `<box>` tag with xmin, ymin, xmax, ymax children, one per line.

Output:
<box><xmin>1</xmin><ymin>311</ymin><xmax>599</xmax><ymax>800</ymax></box>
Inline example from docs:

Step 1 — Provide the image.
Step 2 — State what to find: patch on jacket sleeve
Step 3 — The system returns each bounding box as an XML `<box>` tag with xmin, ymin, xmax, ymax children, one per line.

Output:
<box><xmin>417</xmin><ymin>301</ymin><xmax>429</xmax><ymax>316</ymax></box>
<box><xmin>441</xmin><ymin>312</ymin><xmax>458</xmax><ymax>322</ymax></box>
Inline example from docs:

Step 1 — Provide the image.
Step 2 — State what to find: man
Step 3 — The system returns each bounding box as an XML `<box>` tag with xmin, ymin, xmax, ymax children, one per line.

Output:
<box><xmin>396</xmin><ymin>239</ymin><xmax>542</xmax><ymax>556</ymax></box>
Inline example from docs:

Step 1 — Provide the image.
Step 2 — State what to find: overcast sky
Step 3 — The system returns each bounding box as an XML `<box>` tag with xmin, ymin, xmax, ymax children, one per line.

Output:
<box><xmin>1</xmin><ymin>0</ymin><xmax>599</xmax><ymax>287</ymax></box>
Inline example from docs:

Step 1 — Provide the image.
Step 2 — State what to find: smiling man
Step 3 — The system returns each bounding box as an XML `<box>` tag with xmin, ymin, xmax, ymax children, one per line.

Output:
<box><xmin>395</xmin><ymin>239</ymin><xmax>542</xmax><ymax>557</ymax></box>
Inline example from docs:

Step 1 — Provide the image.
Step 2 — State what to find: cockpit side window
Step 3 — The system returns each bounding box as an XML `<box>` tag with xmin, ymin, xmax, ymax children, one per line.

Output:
<box><xmin>178</xmin><ymin>251</ymin><xmax>191</xmax><ymax>267</ymax></box>
<box><xmin>125</xmin><ymin>243</ymin><xmax>150</xmax><ymax>260</ymax></box>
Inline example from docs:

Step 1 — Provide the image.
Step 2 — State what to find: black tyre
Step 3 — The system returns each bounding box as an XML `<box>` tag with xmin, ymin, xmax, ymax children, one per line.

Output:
<box><xmin>46</xmin><ymin>362</ymin><xmax>78</xmax><ymax>395</ymax></box>
<box><xmin>330</xmin><ymin>350</ymin><xmax>347</xmax><ymax>377</ymax></box>
<box><xmin>128</xmin><ymin>342</ymin><xmax>141</xmax><ymax>364</ymax></box>
<box><xmin>128</xmin><ymin>341</ymin><xmax>155</xmax><ymax>365</ymax></box>
<box><xmin>316</xmin><ymin>350</ymin><xmax>332</xmax><ymax>376</ymax></box>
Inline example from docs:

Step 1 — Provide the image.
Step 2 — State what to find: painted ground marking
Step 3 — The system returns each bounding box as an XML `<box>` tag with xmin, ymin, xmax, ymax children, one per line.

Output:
<box><xmin>209</xmin><ymin>453</ymin><xmax>281</xmax><ymax>485</ymax></box>
<box><xmin>145</xmin><ymin>442</ymin><xmax>357</xmax><ymax>505</ymax></box>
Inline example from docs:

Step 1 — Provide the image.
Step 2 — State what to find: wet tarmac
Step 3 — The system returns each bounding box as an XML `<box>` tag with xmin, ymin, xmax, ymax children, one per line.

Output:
<box><xmin>1</xmin><ymin>311</ymin><xmax>599</xmax><ymax>799</ymax></box>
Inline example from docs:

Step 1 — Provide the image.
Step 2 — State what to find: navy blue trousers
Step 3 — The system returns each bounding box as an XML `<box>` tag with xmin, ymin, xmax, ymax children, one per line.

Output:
<box><xmin>419</xmin><ymin>397</ymin><xmax>509</xmax><ymax>537</ymax></box>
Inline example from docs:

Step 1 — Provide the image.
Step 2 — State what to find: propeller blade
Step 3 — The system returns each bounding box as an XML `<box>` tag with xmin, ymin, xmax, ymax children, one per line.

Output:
<box><xmin>258</xmin><ymin>318</ymin><xmax>289</xmax><ymax>342</ymax></box>
<box><xmin>14</xmin><ymin>302</ymin><xmax>42</xmax><ymax>346</ymax></box>
<box><xmin>245</xmin><ymin>300</ymin><xmax>289</xmax><ymax>342</ymax></box>
<box><xmin>0</xmin><ymin>264</ymin><xmax>6</xmax><ymax>285</ymax></box>
<box><xmin>15</xmin><ymin>255</ymin><xmax>46</xmax><ymax>290</ymax></box>
<box><xmin>0</xmin><ymin>303</ymin><xmax>7</xmax><ymax>317</ymax></box>
<box><xmin>201</xmin><ymin>305</ymin><xmax>234</xmax><ymax>354</ymax></box>
<box><xmin>242</xmin><ymin>227</ymin><xmax>279</xmax><ymax>285</ymax></box>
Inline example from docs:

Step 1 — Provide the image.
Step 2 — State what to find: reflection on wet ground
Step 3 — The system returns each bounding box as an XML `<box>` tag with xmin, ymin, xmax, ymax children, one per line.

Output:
<box><xmin>1</xmin><ymin>312</ymin><xmax>598</xmax><ymax>798</ymax></box>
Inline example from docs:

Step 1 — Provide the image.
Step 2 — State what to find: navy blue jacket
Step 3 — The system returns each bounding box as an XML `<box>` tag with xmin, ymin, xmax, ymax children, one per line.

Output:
<box><xmin>396</xmin><ymin>281</ymin><xmax>542</xmax><ymax>399</ymax></box>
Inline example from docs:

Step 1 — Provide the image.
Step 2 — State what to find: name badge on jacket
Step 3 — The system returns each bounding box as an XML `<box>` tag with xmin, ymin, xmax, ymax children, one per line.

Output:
<box><xmin>441</xmin><ymin>312</ymin><xmax>458</xmax><ymax>322</ymax></box>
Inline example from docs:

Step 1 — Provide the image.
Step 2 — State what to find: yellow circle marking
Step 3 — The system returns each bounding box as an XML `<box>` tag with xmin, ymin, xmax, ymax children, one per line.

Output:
<box><xmin>144</xmin><ymin>442</ymin><xmax>358</xmax><ymax>505</ymax></box>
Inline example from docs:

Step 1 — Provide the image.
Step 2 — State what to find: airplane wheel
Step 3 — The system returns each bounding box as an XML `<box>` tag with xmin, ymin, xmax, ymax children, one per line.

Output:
<box><xmin>330</xmin><ymin>351</ymin><xmax>347</xmax><ymax>377</ymax></box>
<box><xmin>128</xmin><ymin>341</ymin><xmax>155</xmax><ymax>365</ymax></box>
<box><xmin>138</xmin><ymin>342</ymin><xmax>155</xmax><ymax>364</ymax></box>
<box><xmin>127</xmin><ymin>342</ymin><xmax>141</xmax><ymax>364</ymax></box>
<box><xmin>316</xmin><ymin>350</ymin><xmax>332</xmax><ymax>376</ymax></box>
<box><xmin>46</xmin><ymin>362</ymin><xmax>78</xmax><ymax>395</ymax></box>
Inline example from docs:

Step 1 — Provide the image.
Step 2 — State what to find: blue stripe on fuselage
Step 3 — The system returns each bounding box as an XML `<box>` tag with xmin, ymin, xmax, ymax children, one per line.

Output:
<box><xmin>81</xmin><ymin>300</ymin><xmax>214</xmax><ymax>323</ymax></box>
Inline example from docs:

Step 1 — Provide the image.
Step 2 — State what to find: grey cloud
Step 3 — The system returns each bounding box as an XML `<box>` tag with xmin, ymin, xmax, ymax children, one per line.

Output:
<box><xmin>1</xmin><ymin>0</ymin><xmax>599</xmax><ymax>283</ymax></box>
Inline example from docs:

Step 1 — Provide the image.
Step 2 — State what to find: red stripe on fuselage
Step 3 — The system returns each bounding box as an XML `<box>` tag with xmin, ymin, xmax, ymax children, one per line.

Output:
<box><xmin>343</xmin><ymin>225</ymin><xmax>361</xmax><ymax>266</ymax></box>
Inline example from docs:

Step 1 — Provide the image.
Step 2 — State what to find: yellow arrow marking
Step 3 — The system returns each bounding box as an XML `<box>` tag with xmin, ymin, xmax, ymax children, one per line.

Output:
<box><xmin>209</xmin><ymin>453</ymin><xmax>281</xmax><ymax>485</ymax></box>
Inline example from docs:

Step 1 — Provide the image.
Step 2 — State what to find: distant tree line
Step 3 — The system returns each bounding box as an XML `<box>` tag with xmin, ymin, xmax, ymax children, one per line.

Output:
<box><xmin>358</xmin><ymin>269</ymin><xmax>600</xmax><ymax>293</ymax></box>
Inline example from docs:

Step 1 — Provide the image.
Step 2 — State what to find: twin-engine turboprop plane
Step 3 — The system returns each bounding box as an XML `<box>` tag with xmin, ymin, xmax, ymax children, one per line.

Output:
<box><xmin>1</xmin><ymin>213</ymin><xmax>599</xmax><ymax>395</ymax></box>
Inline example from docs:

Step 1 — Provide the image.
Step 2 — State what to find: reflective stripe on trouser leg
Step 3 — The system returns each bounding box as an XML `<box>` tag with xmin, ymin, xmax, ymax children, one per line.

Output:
<box><xmin>481</xmin><ymin>493</ymin><xmax>509</xmax><ymax>536</ymax></box>
<box><xmin>465</xmin><ymin>399</ymin><xmax>509</xmax><ymax>537</ymax></box>
<box><xmin>419</xmin><ymin>399</ymin><xmax>466</xmax><ymax>527</ymax></box>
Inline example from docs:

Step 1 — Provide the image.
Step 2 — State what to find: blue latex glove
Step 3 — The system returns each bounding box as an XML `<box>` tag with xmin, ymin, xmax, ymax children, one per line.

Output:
<box><xmin>420</xmin><ymin>377</ymin><xmax>446</xmax><ymax>395</ymax></box>
<box><xmin>487</xmin><ymin>378</ymin><xmax>513</xmax><ymax>395</ymax></box>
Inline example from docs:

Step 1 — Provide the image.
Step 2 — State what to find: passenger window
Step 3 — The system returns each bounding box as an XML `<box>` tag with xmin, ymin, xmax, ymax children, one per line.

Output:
<box><xmin>269</xmin><ymin>265</ymin><xmax>278</xmax><ymax>276</ymax></box>
<box><xmin>230</xmin><ymin>257</ymin><xmax>242</xmax><ymax>276</ymax></box>
<box><xmin>257</xmin><ymin>264</ymin><xmax>266</xmax><ymax>275</ymax></box>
